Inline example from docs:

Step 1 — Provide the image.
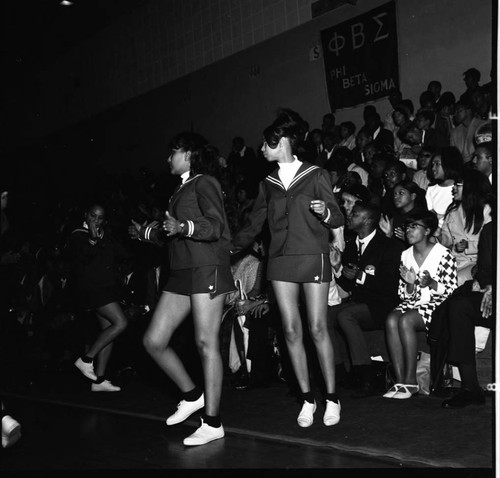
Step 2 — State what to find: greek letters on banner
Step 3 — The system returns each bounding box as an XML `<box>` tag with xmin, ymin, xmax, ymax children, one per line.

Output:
<box><xmin>321</xmin><ymin>1</ymin><xmax>399</xmax><ymax>110</ymax></box>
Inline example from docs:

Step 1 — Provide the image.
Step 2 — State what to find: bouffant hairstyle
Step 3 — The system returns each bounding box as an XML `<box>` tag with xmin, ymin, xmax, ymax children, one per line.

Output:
<box><xmin>262</xmin><ymin>108</ymin><xmax>306</xmax><ymax>153</ymax></box>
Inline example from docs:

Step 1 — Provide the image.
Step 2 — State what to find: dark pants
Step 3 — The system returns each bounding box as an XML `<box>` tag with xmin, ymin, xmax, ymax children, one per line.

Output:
<box><xmin>429</xmin><ymin>281</ymin><xmax>493</xmax><ymax>388</ymax></box>
<box><xmin>446</xmin><ymin>290</ymin><xmax>492</xmax><ymax>365</ymax></box>
<box><xmin>328</xmin><ymin>301</ymin><xmax>379</xmax><ymax>367</ymax></box>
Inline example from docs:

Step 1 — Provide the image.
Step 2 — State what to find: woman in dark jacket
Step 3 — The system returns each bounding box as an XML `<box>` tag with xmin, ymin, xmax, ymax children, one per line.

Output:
<box><xmin>231</xmin><ymin>108</ymin><xmax>345</xmax><ymax>428</ymax></box>
<box><xmin>66</xmin><ymin>202</ymin><xmax>129</xmax><ymax>392</ymax></box>
<box><xmin>130</xmin><ymin>132</ymin><xmax>235</xmax><ymax>446</ymax></box>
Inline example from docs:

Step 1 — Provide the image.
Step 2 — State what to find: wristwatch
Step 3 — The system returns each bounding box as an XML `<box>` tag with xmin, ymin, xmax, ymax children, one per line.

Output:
<box><xmin>179</xmin><ymin>222</ymin><xmax>185</xmax><ymax>234</ymax></box>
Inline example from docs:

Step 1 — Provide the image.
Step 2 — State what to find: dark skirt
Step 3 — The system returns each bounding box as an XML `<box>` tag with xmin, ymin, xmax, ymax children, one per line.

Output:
<box><xmin>267</xmin><ymin>253</ymin><xmax>332</xmax><ymax>283</ymax></box>
<box><xmin>163</xmin><ymin>265</ymin><xmax>236</xmax><ymax>297</ymax></box>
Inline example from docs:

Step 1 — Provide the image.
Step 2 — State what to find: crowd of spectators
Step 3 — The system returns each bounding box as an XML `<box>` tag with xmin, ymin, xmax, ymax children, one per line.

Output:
<box><xmin>0</xmin><ymin>68</ymin><xmax>495</xmax><ymax>409</ymax></box>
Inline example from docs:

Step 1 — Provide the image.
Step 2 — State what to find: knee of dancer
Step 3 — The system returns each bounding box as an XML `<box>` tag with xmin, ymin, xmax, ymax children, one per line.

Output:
<box><xmin>143</xmin><ymin>334</ymin><xmax>162</xmax><ymax>354</ymax></box>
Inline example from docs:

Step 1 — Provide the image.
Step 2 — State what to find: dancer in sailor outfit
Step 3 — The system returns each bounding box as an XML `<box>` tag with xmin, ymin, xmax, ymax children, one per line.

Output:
<box><xmin>129</xmin><ymin>132</ymin><xmax>235</xmax><ymax>446</ymax></box>
<box><xmin>231</xmin><ymin>108</ymin><xmax>345</xmax><ymax>427</ymax></box>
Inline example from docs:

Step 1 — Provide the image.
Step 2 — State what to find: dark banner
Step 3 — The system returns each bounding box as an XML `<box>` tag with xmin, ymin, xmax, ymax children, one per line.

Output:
<box><xmin>321</xmin><ymin>1</ymin><xmax>399</xmax><ymax>110</ymax></box>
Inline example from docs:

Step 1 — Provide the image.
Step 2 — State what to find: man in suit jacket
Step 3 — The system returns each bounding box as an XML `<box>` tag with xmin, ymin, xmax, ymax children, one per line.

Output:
<box><xmin>328</xmin><ymin>201</ymin><xmax>404</xmax><ymax>397</ymax></box>
<box><xmin>227</xmin><ymin>136</ymin><xmax>258</xmax><ymax>186</ymax></box>
<box><xmin>365</xmin><ymin>112</ymin><xmax>395</xmax><ymax>152</ymax></box>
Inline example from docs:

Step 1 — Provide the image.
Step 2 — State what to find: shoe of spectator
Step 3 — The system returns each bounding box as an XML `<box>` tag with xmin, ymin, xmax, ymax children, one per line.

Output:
<box><xmin>74</xmin><ymin>358</ymin><xmax>97</xmax><ymax>381</ymax></box>
<box><xmin>391</xmin><ymin>384</ymin><xmax>419</xmax><ymax>399</ymax></box>
<box><xmin>91</xmin><ymin>380</ymin><xmax>121</xmax><ymax>392</ymax></box>
<box><xmin>166</xmin><ymin>394</ymin><xmax>205</xmax><ymax>426</ymax></box>
<box><xmin>2</xmin><ymin>415</ymin><xmax>21</xmax><ymax>449</ymax></box>
<box><xmin>442</xmin><ymin>388</ymin><xmax>485</xmax><ymax>409</ymax></box>
<box><xmin>297</xmin><ymin>400</ymin><xmax>316</xmax><ymax>427</ymax></box>
<box><xmin>383</xmin><ymin>383</ymin><xmax>403</xmax><ymax>398</ymax></box>
<box><xmin>323</xmin><ymin>399</ymin><xmax>341</xmax><ymax>426</ymax></box>
<box><xmin>183</xmin><ymin>418</ymin><xmax>224</xmax><ymax>446</ymax></box>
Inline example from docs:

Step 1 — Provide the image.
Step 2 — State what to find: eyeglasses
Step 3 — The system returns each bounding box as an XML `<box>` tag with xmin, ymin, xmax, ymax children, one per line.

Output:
<box><xmin>405</xmin><ymin>223</ymin><xmax>427</xmax><ymax>231</ymax></box>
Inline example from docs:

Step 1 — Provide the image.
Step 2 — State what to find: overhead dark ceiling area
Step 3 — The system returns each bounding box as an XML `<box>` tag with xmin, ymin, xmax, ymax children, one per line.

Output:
<box><xmin>2</xmin><ymin>0</ymin><xmax>149</xmax><ymax>152</ymax></box>
<box><xmin>3</xmin><ymin>0</ymin><xmax>149</xmax><ymax>70</ymax></box>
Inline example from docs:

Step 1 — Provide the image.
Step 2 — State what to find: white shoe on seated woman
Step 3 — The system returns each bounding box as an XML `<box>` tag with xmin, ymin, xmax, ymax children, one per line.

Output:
<box><xmin>384</xmin><ymin>383</ymin><xmax>419</xmax><ymax>399</ymax></box>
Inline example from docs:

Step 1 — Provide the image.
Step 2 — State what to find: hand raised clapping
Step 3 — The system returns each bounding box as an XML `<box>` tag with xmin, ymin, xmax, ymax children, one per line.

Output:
<box><xmin>400</xmin><ymin>264</ymin><xmax>417</xmax><ymax>284</ymax></box>
<box><xmin>163</xmin><ymin>211</ymin><xmax>182</xmax><ymax>236</ymax></box>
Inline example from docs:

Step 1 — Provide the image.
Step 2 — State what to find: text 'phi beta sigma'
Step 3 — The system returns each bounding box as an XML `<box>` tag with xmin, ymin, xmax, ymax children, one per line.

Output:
<box><xmin>321</xmin><ymin>1</ymin><xmax>399</xmax><ymax>110</ymax></box>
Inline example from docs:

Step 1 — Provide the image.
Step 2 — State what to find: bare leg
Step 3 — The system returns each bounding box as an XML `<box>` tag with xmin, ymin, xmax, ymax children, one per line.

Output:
<box><xmin>385</xmin><ymin>310</ymin><xmax>404</xmax><ymax>383</ymax></box>
<box><xmin>398</xmin><ymin>310</ymin><xmax>425</xmax><ymax>384</ymax></box>
<box><xmin>191</xmin><ymin>293</ymin><xmax>226</xmax><ymax>417</ymax></box>
<box><xmin>86</xmin><ymin>302</ymin><xmax>127</xmax><ymax>368</ymax></box>
<box><xmin>271</xmin><ymin>281</ymin><xmax>311</xmax><ymax>394</ymax></box>
<box><xmin>143</xmin><ymin>291</ymin><xmax>194</xmax><ymax>392</ymax></box>
<box><xmin>94</xmin><ymin>333</ymin><xmax>113</xmax><ymax>378</ymax></box>
<box><xmin>303</xmin><ymin>282</ymin><xmax>335</xmax><ymax>393</ymax></box>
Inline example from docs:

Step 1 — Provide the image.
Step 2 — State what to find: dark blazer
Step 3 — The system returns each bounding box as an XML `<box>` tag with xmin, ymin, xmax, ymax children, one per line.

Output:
<box><xmin>336</xmin><ymin>229</ymin><xmax>404</xmax><ymax>327</ymax></box>
<box><xmin>232</xmin><ymin>162</ymin><xmax>344</xmax><ymax>258</ymax></box>
<box><xmin>138</xmin><ymin>174</ymin><xmax>233</xmax><ymax>271</ymax></box>
<box><xmin>373</xmin><ymin>127</ymin><xmax>395</xmax><ymax>151</ymax></box>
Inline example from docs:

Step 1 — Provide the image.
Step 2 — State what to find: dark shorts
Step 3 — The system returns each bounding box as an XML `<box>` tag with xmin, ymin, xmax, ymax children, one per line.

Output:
<box><xmin>163</xmin><ymin>265</ymin><xmax>236</xmax><ymax>297</ymax></box>
<box><xmin>267</xmin><ymin>254</ymin><xmax>332</xmax><ymax>283</ymax></box>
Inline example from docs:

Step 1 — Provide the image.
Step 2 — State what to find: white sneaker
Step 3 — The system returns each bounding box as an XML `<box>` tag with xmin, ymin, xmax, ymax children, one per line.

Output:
<box><xmin>91</xmin><ymin>380</ymin><xmax>121</xmax><ymax>392</ymax></box>
<box><xmin>2</xmin><ymin>415</ymin><xmax>21</xmax><ymax>449</ymax></box>
<box><xmin>183</xmin><ymin>418</ymin><xmax>224</xmax><ymax>446</ymax></box>
<box><xmin>323</xmin><ymin>399</ymin><xmax>341</xmax><ymax>426</ymax></box>
<box><xmin>166</xmin><ymin>394</ymin><xmax>205</xmax><ymax>426</ymax></box>
<box><xmin>74</xmin><ymin>358</ymin><xmax>97</xmax><ymax>381</ymax></box>
<box><xmin>297</xmin><ymin>400</ymin><xmax>316</xmax><ymax>427</ymax></box>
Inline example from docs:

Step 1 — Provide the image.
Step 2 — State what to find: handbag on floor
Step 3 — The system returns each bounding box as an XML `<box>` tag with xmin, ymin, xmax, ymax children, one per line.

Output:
<box><xmin>416</xmin><ymin>351</ymin><xmax>431</xmax><ymax>395</ymax></box>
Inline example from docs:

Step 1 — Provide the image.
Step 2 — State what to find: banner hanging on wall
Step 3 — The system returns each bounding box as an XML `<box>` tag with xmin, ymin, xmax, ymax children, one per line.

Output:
<box><xmin>321</xmin><ymin>1</ymin><xmax>399</xmax><ymax>110</ymax></box>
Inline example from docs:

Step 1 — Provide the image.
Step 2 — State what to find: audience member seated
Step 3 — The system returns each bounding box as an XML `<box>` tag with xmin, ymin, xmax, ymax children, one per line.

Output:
<box><xmin>414</xmin><ymin>109</ymin><xmax>448</xmax><ymax>149</ymax></box>
<box><xmin>379</xmin><ymin>180</ymin><xmax>427</xmax><ymax>246</ymax></box>
<box><xmin>351</xmin><ymin>126</ymin><xmax>372</xmax><ymax>167</ymax></box>
<box><xmin>425</xmin><ymin>146</ymin><xmax>464</xmax><ymax>228</ymax></box>
<box><xmin>334</xmin><ymin>146</ymin><xmax>369</xmax><ymax>187</ymax></box>
<box><xmin>379</xmin><ymin>160</ymin><xmax>409</xmax><ymax>217</ymax></box>
<box><xmin>428</xmin><ymin>222</ymin><xmax>493</xmax><ymax>408</ymax></box>
<box><xmin>316</xmin><ymin>132</ymin><xmax>337</xmax><ymax>169</ymax></box>
<box><xmin>437</xmin><ymin>169</ymin><xmax>492</xmax><ymax>286</ymax></box>
<box><xmin>459</xmin><ymin>68</ymin><xmax>482</xmax><ymax>105</ymax></box>
<box><xmin>450</xmin><ymin>99</ymin><xmax>488</xmax><ymax>164</ymax></box>
<box><xmin>365</xmin><ymin>112</ymin><xmax>395</xmax><ymax>152</ymax></box>
<box><xmin>307</xmin><ymin>128</ymin><xmax>325</xmax><ymax>165</ymax></box>
<box><xmin>412</xmin><ymin>145</ymin><xmax>435</xmax><ymax>191</ymax></box>
<box><xmin>321</xmin><ymin>112</ymin><xmax>341</xmax><ymax>145</ymax></box>
<box><xmin>383</xmin><ymin>88</ymin><xmax>404</xmax><ymax>133</ymax></box>
<box><xmin>391</xmin><ymin>103</ymin><xmax>413</xmax><ymax>158</ymax></box>
<box><xmin>427</xmin><ymin>80</ymin><xmax>442</xmax><ymax>104</ymax></box>
<box><xmin>471</xmin><ymin>85</ymin><xmax>492</xmax><ymax>121</ymax></box>
<box><xmin>418</xmin><ymin>90</ymin><xmax>438</xmax><ymax>114</ymax></box>
<box><xmin>226</xmin><ymin>136</ymin><xmax>258</xmax><ymax>186</ymax></box>
<box><xmin>384</xmin><ymin>209</ymin><xmax>458</xmax><ymax>399</ymax></box>
<box><xmin>225</xmin><ymin>247</ymin><xmax>277</xmax><ymax>390</ymax></box>
<box><xmin>434</xmin><ymin>92</ymin><xmax>456</xmax><ymax>143</ymax></box>
<box><xmin>324</xmin><ymin>153</ymin><xmax>347</xmax><ymax>196</ymax></box>
<box><xmin>328</xmin><ymin>201</ymin><xmax>403</xmax><ymax>397</ymax></box>
<box><xmin>337</xmin><ymin>121</ymin><xmax>357</xmax><ymax>150</ymax></box>
<box><xmin>471</xmin><ymin>141</ymin><xmax>493</xmax><ymax>184</ymax></box>
<box><xmin>367</xmin><ymin>152</ymin><xmax>391</xmax><ymax>206</ymax></box>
